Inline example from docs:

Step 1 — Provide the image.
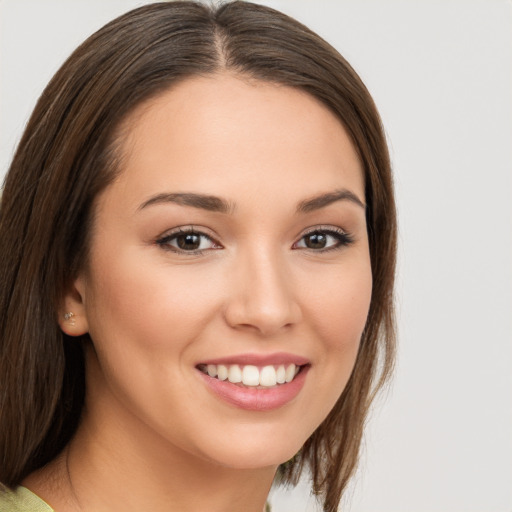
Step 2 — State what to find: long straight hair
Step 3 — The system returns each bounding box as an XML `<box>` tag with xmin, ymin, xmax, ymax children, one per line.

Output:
<box><xmin>0</xmin><ymin>3</ymin><xmax>396</xmax><ymax>511</ymax></box>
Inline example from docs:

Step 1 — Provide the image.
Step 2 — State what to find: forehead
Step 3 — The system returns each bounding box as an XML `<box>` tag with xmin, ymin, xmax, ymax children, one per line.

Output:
<box><xmin>108</xmin><ymin>73</ymin><xmax>364</xmax><ymax>210</ymax></box>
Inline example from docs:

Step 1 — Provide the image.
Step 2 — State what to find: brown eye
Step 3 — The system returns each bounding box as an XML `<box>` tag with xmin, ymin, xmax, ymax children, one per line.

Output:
<box><xmin>156</xmin><ymin>229</ymin><xmax>220</xmax><ymax>253</ymax></box>
<box><xmin>294</xmin><ymin>228</ymin><xmax>354</xmax><ymax>252</ymax></box>
<box><xmin>176</xmin><ymin>233</ymin><xmax>201</xmax><ymax>251</ymax></box>
<box><xmin>304</xmin><ymin>233</ymin><xmax>328</xmax><ymax>249</ymax></box>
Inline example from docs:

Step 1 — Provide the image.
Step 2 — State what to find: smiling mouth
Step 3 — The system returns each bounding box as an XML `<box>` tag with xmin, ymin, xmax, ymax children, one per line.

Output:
<box><xmin>197</xmin><ymin>363</ymin><xmax>304</xmax><ymax>388</ymax></box>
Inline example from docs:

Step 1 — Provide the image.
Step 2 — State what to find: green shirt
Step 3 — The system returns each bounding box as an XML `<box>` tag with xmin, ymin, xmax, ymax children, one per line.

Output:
<box><xmin>0</xmin><ymin>486</ymin><xmax>53</xmax><ymax>512</ymax></box>
<box><xmin>0</xmin><ymin>486</ymin><xmax>272</xmax><ymax>511</ymax></box>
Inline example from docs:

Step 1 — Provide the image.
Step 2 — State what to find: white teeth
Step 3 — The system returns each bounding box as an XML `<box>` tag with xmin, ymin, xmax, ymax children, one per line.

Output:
<box><xmin>217</xmin><ymin>364</ymin><xmax>228</xmax><ymax>381</ymax></box>
<box><xmin>202</xmin><ymin>363</ymin><xmax>301</xmax><ymax>387</ymax></box>
<box><xmin>260</xmin><ymin>365</ymin><xmax>277</xmax><ymax>387</ymax></box>
<box><xmin>276</xmin><ymin>365</ymin><xmax>286</xmax><ymax>384</ymax></box>
<box><xmin>228</xmin><ymin>365</ymin><xmax>242</xmax><ymax>383</ymax></box>
<box><xmin>285</xmin><ymin>364</ymin><xmax>296</xmax><ymax>383</ymax></box>
<box><xmin>242</xmin><ymin>365</ymin><xmax>260</xmax><ymax>386</ymax></box>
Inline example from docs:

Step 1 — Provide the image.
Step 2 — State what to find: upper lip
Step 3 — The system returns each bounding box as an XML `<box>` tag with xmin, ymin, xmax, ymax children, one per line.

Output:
<box><xmin>198</xmin><ymin>352</ymin><xmax>310</xmax><ymax>367</ymax></box>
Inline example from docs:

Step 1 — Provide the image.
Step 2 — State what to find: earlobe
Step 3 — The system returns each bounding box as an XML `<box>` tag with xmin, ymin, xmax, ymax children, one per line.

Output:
<box><xmin>58</xmin><ymin>276</ymin><xmax>89</xmax><ymax>336</ymax></box>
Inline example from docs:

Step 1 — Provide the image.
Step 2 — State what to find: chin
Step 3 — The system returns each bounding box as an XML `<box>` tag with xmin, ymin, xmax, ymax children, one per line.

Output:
<box><xmin>194</xmin><ymin>428</ymin><xmax>307</xmax><ymax>471</ymax></box>
<box><xmin>210</xmin><ymin>451</ymin><xmax>297</xmax><ymax>471</ymax></box>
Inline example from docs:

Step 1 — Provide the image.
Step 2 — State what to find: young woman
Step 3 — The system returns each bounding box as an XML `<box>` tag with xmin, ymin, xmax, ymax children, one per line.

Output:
<box><xmin>0</xmin><ymin>2</ymin><xmax>396</xmax><ymax>511</ymax></box>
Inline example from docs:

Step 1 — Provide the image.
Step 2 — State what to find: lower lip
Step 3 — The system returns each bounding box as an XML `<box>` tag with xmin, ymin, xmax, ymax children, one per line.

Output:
<box><xmin>197</xmin><ymin>366</ymin><xmax>310</xmax><ymax>411</ymax></box>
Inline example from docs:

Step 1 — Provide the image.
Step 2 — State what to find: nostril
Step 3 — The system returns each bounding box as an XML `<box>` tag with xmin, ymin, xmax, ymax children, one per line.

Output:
<box><xmin>224</xmin><ymin>303</ymin><xmax>301</xmax><ymax>336</ymax></box>
<box><xmin>222</xmin><ymin>260</ymin><xmax>303</xmax><ymax>335</ymax></box>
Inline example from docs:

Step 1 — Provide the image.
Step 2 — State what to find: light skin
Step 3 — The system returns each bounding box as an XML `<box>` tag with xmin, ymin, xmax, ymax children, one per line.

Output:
<box><xmin>25</xmin><ymin>73</ymin><xmax>372</xmax><ymax>512</ymax></box>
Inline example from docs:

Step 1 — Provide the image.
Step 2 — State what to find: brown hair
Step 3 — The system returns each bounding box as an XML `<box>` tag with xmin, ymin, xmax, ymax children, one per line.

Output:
<box><xmin>0</xmin><ymin>2</ymin><xmax>396</xmax><ymax>511</ymax></box>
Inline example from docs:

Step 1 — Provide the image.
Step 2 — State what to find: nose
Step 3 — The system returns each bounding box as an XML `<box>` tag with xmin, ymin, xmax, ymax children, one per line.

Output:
<box><xmin>223</xmin><ymin>246</ymin><xmax>302</xmax><ymax>336</ymax></box>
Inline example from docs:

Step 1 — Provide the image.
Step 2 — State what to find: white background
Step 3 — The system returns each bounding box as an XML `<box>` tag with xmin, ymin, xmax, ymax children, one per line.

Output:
<box><xmin>1</xmin><ymin>1</ymin><xmax>511</xmax><ymax>511</ymax></box>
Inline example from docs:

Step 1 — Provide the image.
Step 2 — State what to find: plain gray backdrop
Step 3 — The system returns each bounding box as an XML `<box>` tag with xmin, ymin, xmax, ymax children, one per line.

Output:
<box><xmin>1</xmin><ymin>1</ymin><xmax>511</xmax><ymax>511</ymax></box>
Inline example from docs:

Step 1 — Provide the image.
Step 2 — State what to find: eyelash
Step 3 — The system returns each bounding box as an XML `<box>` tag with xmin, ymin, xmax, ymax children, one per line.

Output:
<box><xmin>294</xmin><ymin>226</ymin><xmax>354</xmax><ymax>252</ymax></box>
<box><xmin>155</xmin><ymin>227</ymin><xmax>220</xmax><ymax>255</ymax></box>
<box><xmin>155</xmin><ymin>226</ymin><xmax>354</xmax><ymax>255</ymax></box>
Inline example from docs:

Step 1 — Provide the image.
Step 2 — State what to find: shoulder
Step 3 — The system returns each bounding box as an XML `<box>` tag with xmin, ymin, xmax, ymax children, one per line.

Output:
<box><xmin>0</xmin><ymin>486</ymin><xmax>54</xmax><ymax>512</ymax></box>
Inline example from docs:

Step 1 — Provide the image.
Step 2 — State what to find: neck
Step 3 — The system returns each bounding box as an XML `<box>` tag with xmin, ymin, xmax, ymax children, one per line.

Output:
<box><xmin>65</xmin><ymin>414</ymin><xmax>276</xmax><ymax>512</ymax></box>
<box><xmin>25</xmin><ymin>380</ymin><xmax>276</xmax><ymax>512</ymax></box>
<box><xmin>25</xmin><ymin>414</ymin><xmax>276</xmax><ymax>512</ymax></box>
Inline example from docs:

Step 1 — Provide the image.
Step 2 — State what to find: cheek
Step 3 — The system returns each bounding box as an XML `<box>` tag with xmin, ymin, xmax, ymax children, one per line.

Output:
<box><xmin>84</xmin><ymin>248</ymin><xmax>222</xmax><ymax>355</ymax></box>
<box><xmin>303</xmin><ymin>256</ymin><xmax>372</xmax><ymax>386</ymax></box>
<box><xmin>308</xmin><ymin>261</ymin><xmax>372</xmax><ymax>342</ymax></box>
<box><xmin>282</xmin><ymin>256</ymin><xmax>372</xmax><ymax>444</ymax></box>
<box><xmin>81</xmin><ymin>249</ymin><xmax>219</xmax><ymax>422</ymax></box>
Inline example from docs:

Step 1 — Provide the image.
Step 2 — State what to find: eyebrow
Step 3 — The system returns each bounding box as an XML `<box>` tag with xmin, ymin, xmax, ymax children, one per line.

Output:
<box><xmin>296</xmin><ymin>188</ymin><xmax>365</xmax><ymax>213</ymax></box>
<box><xmin>138</xmin><ymin>188</ymin><xmax>365</xmax><ymax>214</ymax></box>
<box><xmin>139</xmin><ymin>192</ymin><xmax>234</xmax><ymax>214</ymax></box>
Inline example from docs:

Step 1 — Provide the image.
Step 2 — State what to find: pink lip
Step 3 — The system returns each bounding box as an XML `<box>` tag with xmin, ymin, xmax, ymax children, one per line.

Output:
<box><xmin>198</xmin><ymin>352</ymin><xmax>310</xmax><ymax>367</ymax></box>
<box><xmin>197</xmin><ymin>365</ymin><xmax>310</xmax><ymax>411</ymax></box>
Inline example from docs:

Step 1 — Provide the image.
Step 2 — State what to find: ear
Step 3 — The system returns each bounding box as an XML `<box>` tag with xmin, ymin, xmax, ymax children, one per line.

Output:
<box><xmin>58</xmin><ymin>275</ymin><xmax>89</xmax><ymax>336</ymax></box>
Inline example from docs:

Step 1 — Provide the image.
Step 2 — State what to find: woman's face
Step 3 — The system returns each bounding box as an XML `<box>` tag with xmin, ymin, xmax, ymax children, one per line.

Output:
<box><xmin>68</xmin><ymin>73</ymin><xmax>372</xmax><ymax>469</ymax></box>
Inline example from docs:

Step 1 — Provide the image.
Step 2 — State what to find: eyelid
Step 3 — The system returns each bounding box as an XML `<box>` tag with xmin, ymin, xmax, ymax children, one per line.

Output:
<box><xmin>300</xmin><ymin>225</ymin><xmax>348</xmax><ymax>237</ymax></box>
<box><xmin>155</xmin><ymin>226</ymin><xmax>222</xmax><ymax>254</ymax></box>
<box><xmin>293</xmin><ymin>225</ymin><xmax>354</xmax><ymax>251</ymax></box>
